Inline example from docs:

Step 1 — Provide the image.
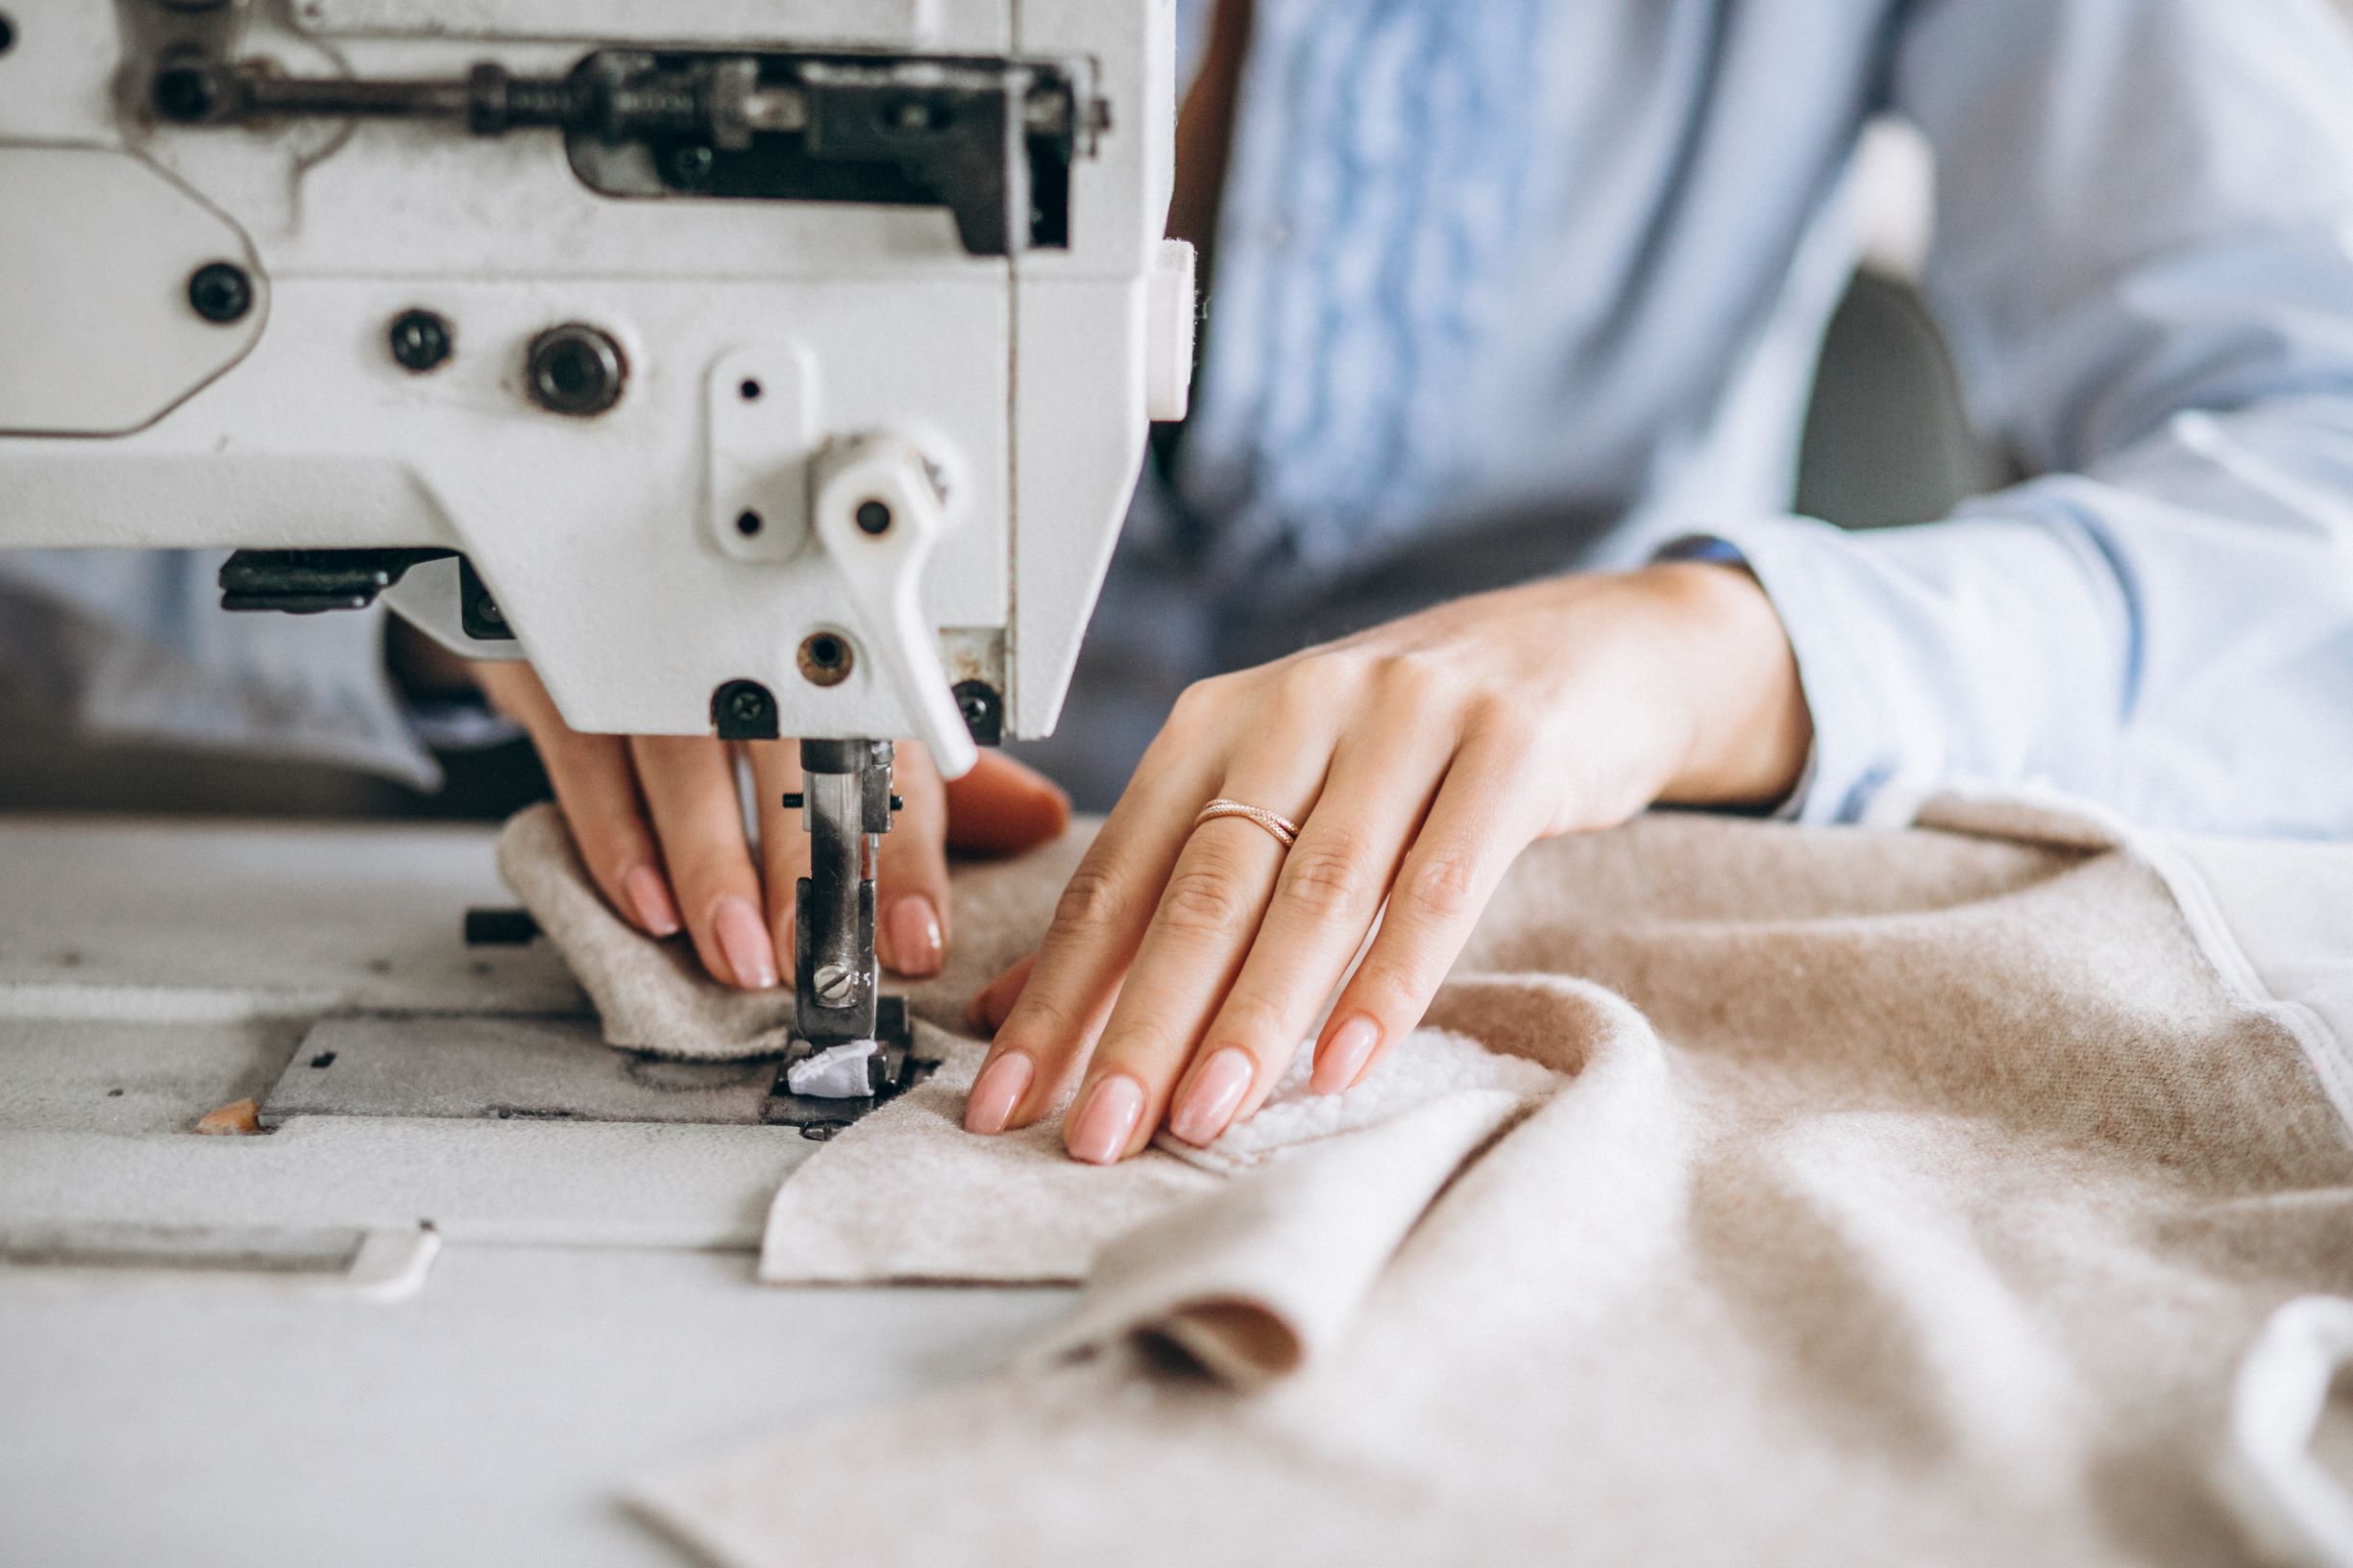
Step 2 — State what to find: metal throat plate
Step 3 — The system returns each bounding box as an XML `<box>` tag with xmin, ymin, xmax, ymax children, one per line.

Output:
<box><xmin>258</xmin><ymin>999</ymin><xmax>928</xmax><ymax>1140</ymax></box>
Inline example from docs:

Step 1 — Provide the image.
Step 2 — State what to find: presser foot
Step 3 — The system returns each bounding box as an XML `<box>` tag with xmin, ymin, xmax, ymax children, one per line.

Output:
<box><xmin>763</xmin><ymin>996</ymin><xmax>937</xmax><ymax>1140</ymax></box>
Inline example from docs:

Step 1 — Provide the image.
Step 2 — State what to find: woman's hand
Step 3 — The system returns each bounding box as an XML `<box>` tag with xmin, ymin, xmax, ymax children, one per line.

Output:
<box><xmin>960</xmin><ymin>562</ymin><xmax>1811</xmax><ymax>1162</ymax></box>
<box><xmin>476</xmin><ymin>662</ymin><xmax>1070</xmax><ymax>990</ymax></box>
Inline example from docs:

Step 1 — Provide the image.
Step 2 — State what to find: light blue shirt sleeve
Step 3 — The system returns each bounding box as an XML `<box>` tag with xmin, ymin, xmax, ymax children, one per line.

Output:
<box><xmin>1694</xmin><ymin>0</ymin><xmax>2353</xmax><ymax>837</ymax></box>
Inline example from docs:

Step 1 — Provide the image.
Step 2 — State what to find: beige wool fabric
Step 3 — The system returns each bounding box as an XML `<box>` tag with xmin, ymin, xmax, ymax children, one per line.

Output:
<box><xmin>495</xmin><ymin>801</ymin><xmax>1094</xmax><ymax>1061</ymax></box>
<box><xmin>624</xmin><ymin>798</ymin><xmax>2353</xmax><ymax>1568</ymax></box>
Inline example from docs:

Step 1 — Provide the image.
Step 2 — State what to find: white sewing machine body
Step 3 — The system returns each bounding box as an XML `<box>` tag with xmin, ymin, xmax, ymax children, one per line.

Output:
<box><xmin>0</xmin><ymin>0</ymin><xmax>1190</xmax><ymax>757</ymax></box>
<box><xmin>0</xmin><ymin>0</ymin><xmax>1191</xmax><ymax>1064</ymax></box>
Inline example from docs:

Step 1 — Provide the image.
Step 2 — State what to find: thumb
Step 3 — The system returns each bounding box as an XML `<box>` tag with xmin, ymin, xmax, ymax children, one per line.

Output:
<box><xmin>943</xmin><ymin>751</ymin><xmax>1072</xmax><ymax>856</ymax></box>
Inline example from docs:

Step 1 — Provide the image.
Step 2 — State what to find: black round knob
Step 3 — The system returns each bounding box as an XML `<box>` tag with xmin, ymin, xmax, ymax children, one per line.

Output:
<box><xmin>526</xmin><ymin>323</ymin><xmax>627</xmax><ymax>417</ymax></box>
<box><xmin>387</xmin><ymin>308</ymin><xmax>453</xmax><ymax>373</ymax></box>
<box><xmin>186</xmin><ymin>261</ymin><xmax>253</xmax><ymax>325</ymax></box>
<box><xmin>152</xmin><ymin>61</ymin><xmax>219</xmax><ymax>123</ymax></box>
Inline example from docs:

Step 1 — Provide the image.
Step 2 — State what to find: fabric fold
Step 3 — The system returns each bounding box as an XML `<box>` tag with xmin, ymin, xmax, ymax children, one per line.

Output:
<box><xmin>1031</xmin><ymin>1089</ymin><xmax>1535</xmax><ymax>1389</ymax></box>
<box><xmin>497</xmin><ymin>803</ymin><xmax>797</xmax><ymax>1062</ymax></box>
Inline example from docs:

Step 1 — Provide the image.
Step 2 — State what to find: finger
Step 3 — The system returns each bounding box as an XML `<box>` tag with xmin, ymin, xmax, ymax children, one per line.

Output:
<box><xmin>747</xmin><ymin>741</ymin><xmax>812</xmax><ymax>980</ymax></box>
<box><xmin>944</xmin><ymin>752</ymin><xmax>1072</xmax><ymax>856</ymax></box>
<box><xmin>1062</xmin><ymin>750</ymin><xmax>1331</xmax><ymax>1164</ymax></box>
<box><xmin>477</xmin><ymin>662</ymin><xmax>680</xmax><ymax>938</ymax></box>
<box><xmin>966</xmin><ymin>951</ymin><xmax>1038</xmax><ymax>1037</ymax></box>
<box><xmin>875</xmin><ymin>742</ymin><xmax>951</xmax><ymax>978</ymax></box>
<box><xmin>1312</xmin><ymin>730</ymin><xmax>1541</xmax><ymax>1092</ymax></box>
<box><xmin>963</xmin><ymin>705</ymin><xmax>1227</xmax><ymax>1137</ymax></box>
<box><xmin>1169</xmin><ymin>723</ymin><xmax>1450</xmax><ymax>1143</ymax></box>
<box><xmin>631</xmin><ymin>734</ymin><xmax>777</xmax><ymax>991</ymax></box>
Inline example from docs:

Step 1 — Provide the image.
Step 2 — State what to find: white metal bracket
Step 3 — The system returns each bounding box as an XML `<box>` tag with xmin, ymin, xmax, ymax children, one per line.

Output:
<box><xmin>809</xmin><ymin>435</ymin><xmax>978</xmax><ymax>777</ymax></box>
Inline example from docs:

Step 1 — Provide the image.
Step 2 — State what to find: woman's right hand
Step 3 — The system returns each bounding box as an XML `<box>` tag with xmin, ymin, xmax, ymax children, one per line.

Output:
<box><xmin>476</xmin><ymin>662</ymin><xmax>1071</xmax><ymax>991</ymax></box>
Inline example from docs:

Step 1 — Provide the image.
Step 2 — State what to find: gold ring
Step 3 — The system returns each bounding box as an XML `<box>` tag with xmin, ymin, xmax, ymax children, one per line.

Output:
<box><xmin>1193</xmin><ymin>797</ymin><xmax>1302</xmax><ymax>848</ymax></box>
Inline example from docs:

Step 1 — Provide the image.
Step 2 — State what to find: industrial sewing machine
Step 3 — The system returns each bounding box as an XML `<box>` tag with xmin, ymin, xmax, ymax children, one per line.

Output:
<box><xmin>0</xmin><ymin>0</ymin><xmax>1192</xmax><ymax>1103</ymax></box>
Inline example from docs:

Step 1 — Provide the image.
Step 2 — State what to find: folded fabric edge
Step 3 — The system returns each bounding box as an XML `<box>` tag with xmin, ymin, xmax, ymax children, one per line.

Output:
<box><xmin>1019</xmin><ymin>1090</ymin><xmax>1536</xmax><ymax>1394</ymax></box>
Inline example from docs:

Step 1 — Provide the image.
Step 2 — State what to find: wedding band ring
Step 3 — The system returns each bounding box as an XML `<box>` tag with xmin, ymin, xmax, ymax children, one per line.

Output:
<box><xmin>1193</xmin><ymin>798</ymin><xmax>1302</xmax><ymax>849</ymax></box>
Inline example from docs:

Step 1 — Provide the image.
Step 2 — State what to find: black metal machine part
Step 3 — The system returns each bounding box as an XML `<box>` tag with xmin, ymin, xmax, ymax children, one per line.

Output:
<box><xmin>218</xmin><ymin>547</ymin><xmax>451</xmax><ymax>615</ymax></box>
<box><xmin>218</xmin><ymin>549</ymin><xmax>512</xmax><ymax>643</ymax></box>
<box><xmin>143</xmin><ymin>37</ymin><xmax>1104</xmax><ymax>257</ymax></box>
<box><xmin>768</xmin><ymin>997</ymin><xmax>929</xmax><ymax>1140</ymax></box>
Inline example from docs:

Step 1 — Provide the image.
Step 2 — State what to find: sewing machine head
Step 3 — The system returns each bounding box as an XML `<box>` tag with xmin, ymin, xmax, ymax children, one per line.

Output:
<box><xmin>0</xmin><ymin>0</ymin><xmax>1191</xmax><ymax>1074</ymax></box>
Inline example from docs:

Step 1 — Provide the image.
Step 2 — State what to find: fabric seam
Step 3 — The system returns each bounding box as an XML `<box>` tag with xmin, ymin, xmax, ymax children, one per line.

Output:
<box><xmin>2129</xmin><ymin>830</ymin><xmax>2353</xmax><ymax>1142</ymax></box>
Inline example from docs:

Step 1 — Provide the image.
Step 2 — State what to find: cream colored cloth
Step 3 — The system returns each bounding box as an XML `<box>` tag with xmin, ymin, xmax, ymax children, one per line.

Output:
<box><xmin>494</xmin><ymin>801</ymin><xmax>1091</xmax><ymax>1061</ymax></box>
<box><xmin>758</xmin><ymin>1022</ymin><xmax>1556</xmax><ymax>1290</ymax></box>
<box><xmin>496</xmin><ymin>804</ymin><xmax>795</xmax><ymax>1061</ymax></box>
<box><xmin>636</xmin><ymin>796</ymin><xmax>2353</xmax><ymax>1568</ymax></box>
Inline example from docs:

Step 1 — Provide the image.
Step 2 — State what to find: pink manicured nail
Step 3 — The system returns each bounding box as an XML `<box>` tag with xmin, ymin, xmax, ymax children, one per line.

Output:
<box><xmin>1313</xmin><ymin>1015</ymin><xmax>1382</xmax><ymax>1094</ymax></box>
<box><xmin>885</xmin><ymin>895</ymin><xmax>944</xmax><ymax>979</ymax></box>
<box><xmin>1169</xmin><ymin>1049</ymin><xmax>1255</xmax><ymax>1147</ymax></box>
<box><xmin>964</xmin><ymin>1052</ymin><xmax>1034</xmax><ymax>1135</ymax></box>
<box><xmin>623</xmin><ymin>865</ymin><xmax>682</xmax><ymax>937</ymax></box>
<box><xmin>712</xmin><ymin>896</ymin><xmax>778</xmax><ymax>990</ymax></box>
<box><xmin>1066</xmin><ymin>1075</ymin><xmax>1145</xmax><ymax>1164</ymax></box>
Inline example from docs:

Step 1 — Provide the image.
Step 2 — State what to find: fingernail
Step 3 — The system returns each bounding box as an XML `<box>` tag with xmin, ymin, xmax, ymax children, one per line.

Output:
<box><xmin>623</xmin><ymin>865</ymin><xmax>681</xmax><ymax>937</ymax></box>
<box><xmin>885</xmin><ymin>895</ymin><xmax>944</xmax><ymax>979</ymax></box>
<box><xmin>1169</xmin><ymin>1048</ymin><xmax>1254</xmax><ymax>1147</ymax></box>
<box><xmin>712</xmin><ymin>896</ymin><xmax>778</xmax><ymax>990</ymax></box>
<box><xmin>964</xmin><ymin>1052</ymin><xmax>1034</xmax><ymax>1135</ymax></box>
<box><xmin>1066</xmin><ymin>1075</ymin><xmax>1145</xmax><ymax>1164</ymax></box>
<box><xmin>1313</xmin><ymin>1015</ymin><xmax>1382</xmax><ymax>1095</ymax></box>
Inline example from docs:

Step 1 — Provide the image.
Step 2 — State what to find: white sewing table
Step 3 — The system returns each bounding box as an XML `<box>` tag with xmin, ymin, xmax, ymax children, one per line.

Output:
<box><xmin>0</xmin><ymin>816</ymin><xmax>1067</xmax><ymax>1567</ymax></box>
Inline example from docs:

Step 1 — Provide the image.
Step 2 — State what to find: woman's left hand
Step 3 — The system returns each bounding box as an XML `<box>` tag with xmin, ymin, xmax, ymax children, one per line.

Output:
<box><xmin>959</xmin><ymin>561</ymin><xmax>1813</xmax><ymax>1163</ymax></box>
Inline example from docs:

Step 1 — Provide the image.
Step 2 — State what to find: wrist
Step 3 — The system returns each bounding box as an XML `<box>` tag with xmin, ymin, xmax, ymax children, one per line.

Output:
<box><xmin>1641</xmin><ymin>561</ymin><xmax>1811</xmax><ymax>808</ymax></box>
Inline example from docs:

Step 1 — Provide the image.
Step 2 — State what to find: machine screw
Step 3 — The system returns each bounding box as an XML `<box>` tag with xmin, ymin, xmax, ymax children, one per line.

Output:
<box><xmin>812</xmin><ymin>965</ymin><xmax>858</xmax><ymax>1007</ymax></box>
<box><xmin>952</xmin><ymin>680</ymin><xmax>1004</xmax><ymax>747</ymax></box>
<box><xmin>526</xmin><ymin>323</ymin><xmax>627</xmax><ymax>417</ymax></box>
<box><xmin>152</xmin><ymin>61</ymin><xmax>219</xmax><ymax>122</ymax></box>
<box><xmin>387</xmin><ymin>308</ymin><xmax>453</xmax><ymax>373</ymax></box>
<box><xmin>797</xmin><ymin>632</ymin><xmax>855</xmax><ymax>688</ymax></box>
<box><xmin>186</xmin><ymin>261</ymin><xmax>253</xmax><ymax>324</ymax></box>
<box><xmin>854</xmin><ymin>499</ymin><xmax>893</xmax><ymax>536</ymax></box>
<box><xmin>886</xmin><ymin>100</ymin><xmax>946</xmax><ymax>135</ymax></box>
<box><xmin>668</xmin><ymin>143</ymin><xmax>716</xmax><ymax>188</ymax></box>
<box><xmin>710</xmin><ymin>679</ymin><xmax>779</xmax><ymax>741</ymax></box>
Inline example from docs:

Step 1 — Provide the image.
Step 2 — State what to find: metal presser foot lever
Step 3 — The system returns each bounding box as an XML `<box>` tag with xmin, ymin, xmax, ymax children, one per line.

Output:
<box><xmin>767</xmin><ymin>738</ymin><xmax>933</xmax><ymax>1137</ymax></box>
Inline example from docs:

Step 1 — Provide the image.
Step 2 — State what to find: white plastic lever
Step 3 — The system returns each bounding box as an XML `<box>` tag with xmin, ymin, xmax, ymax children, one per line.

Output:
<box><xmin>809</xmin><ymin>435</ymin><xmax>979</xmax><ymax>780</ymax></box>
